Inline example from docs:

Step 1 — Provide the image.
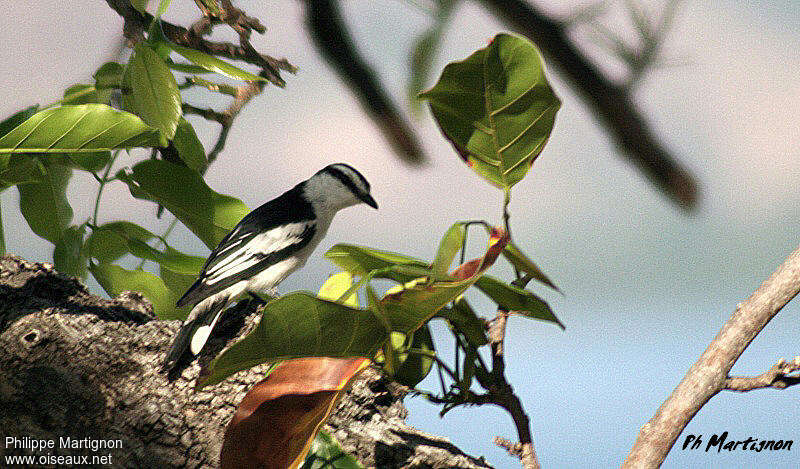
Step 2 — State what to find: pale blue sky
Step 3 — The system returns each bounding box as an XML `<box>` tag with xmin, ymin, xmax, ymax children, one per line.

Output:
<box><xmin>1</xmin><ymin>1</ymin><xmax>798</xmax><ymax>467</ymax></box>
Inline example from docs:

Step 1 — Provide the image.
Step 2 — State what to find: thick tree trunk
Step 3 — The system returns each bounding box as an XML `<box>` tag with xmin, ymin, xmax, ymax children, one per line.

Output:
<box><xmin>0</xmin><ymin>257</ymin><xmax>491</xmax><ymax>468</ymax></box>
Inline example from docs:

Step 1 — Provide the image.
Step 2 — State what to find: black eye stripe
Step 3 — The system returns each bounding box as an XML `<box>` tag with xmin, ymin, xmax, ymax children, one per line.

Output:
<box><xmin>330</xmin><ymin>163</ymin><xmax>370</xmax><ymax>192</ymax></box>
<box><xmin>326</xmin><ymin>166</ymin><xmax>365</xmax><ymax>197</ymax></box>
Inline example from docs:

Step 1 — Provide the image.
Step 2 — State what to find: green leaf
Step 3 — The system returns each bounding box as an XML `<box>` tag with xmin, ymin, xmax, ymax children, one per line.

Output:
<box><xmin>64</xmin><ymin>152</ymin><xmax>112</xmax><ymax>172</ymax></box>
<box><xmin>301</xmin><ymin>430</ymin><xmax>364</xmax><ymax>469</ymax></box>
<box><xmin>419</xmin><ymin>33</ymin><xmax>561</xmax><ymax>188</ymax></box>
<box><xmin>391</xmin><ymin>324</ymin><xmax>435</xmax><ymax>387</ymax></box>
<box><xmin>89</xmin><ymin>262</ymin><xmax>180</xmax><ymax>319</ymax></box>
<box><xmin>53</xmin><ymin>224</ymin><xmax>88</xmax><ymax>279</ymax></box>
<box><xmin>168</xmin><ymin>43</ymin><xmax>267</xmax><ymax>82</ymax></box>
<box><xmin>131</xmin><ymin>0</ymin><xmax>149</xmax><ymax>14</ymax></box>
<box><xmin>431</xmin><ymin>222</ymin><xmax>466</xmax><ymax>274</ymax></box>
<box><xmin>318</xmin><ymin>271</ymin><xmax>359</xmax><ymax>307</ymax></box>
<box><xmin>0</xmin><ymin>104</ymin><xmax>160</xmax><ymax>169</ymax></box>
<box><xmin>502</xmin><ymin>241</ymin><xmax>559</xmax><ymax>292</ymax></box>
<box><xmin>474</xmin><ymin>275</ymin><xmax>563</xmax><ymax>328</ymax></box>
<box><xmin>172</xmin><ymin>118</ymin><xmax>206</xmax><ymax>171</ymax></box>
<box><xmin>440</xmin><ymin>297</ymin><xmax>488</xmax><ymax>346</ymax></box>
<box><xmin>325</xmin><ymin>244</ymin><xmax>428</xmax><ymax>276</ymax></box>
<box><xmin>156</xmin><ymin>0</ymin><xmax>172</xmax><ymax>17</ymax></box>
<box><xmin>122</xmin><ymin>43</ymin><xmax>182</xmax><ymax>146</ymax></box>
<box><xmin>116</xmin><ymin>159</ymin><xmax>249</xmax><ymax>248</ymax></box>
<box><xmin>94</xmin><ymin>62</ymin><xmax>125</xmax><ymax>89</ymax></box>
<box><xmin>62</xmin><ymin>84</ymin><xmax>112</xmax><ymax>105</ymax></box>
<box><xmin>409</xmin><ymin>0</ymin><xmax>457</xmax><ymax>115</ymax></box>
<box><xmin>0</xmin><ymin>156</ymin><xmax>45</xmax><ymax>186</ymax></box>
<box><xmin>17</xmin><ymin>163</ymin><xmax>73</xmax><ymax>243</ymax></box>
<box><xmin>205</xmin><ymin>293</ymin><xmax>389</xmax><ymax>387</ymax></box>
<box><xmin>0</xmin><ymin>105</ymin><xmax>39</xmax><ymax>138</ymax></box>
<box><xmin>166</xmin><ymin>61</ymin><xmax>215</xmax><ymax>75</ymax></box>
<box><xmin>84</xmin><ymin>221</ymin><xmax>156</xmax><ymax>264</ymax></box>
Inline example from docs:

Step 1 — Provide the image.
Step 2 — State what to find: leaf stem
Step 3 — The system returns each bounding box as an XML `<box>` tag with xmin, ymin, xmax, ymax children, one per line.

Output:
<box><xmin>92</xmin><ymin>150</ymin><xmax>121</xmax><ymax>226</ymax></box>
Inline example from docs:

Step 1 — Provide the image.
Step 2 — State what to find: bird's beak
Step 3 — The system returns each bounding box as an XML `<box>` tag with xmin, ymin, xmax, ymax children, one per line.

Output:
<box><xmin>361</xmin><ymin>193</ymin><xmax>378</xmax><ymax>209</ymax></box>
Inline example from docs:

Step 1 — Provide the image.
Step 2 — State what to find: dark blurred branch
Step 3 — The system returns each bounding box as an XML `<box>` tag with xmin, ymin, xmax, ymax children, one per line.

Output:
<box><xmin>303</xmin><ymin>0</ymin><xmax>426</xmax><ymax>165</ymax></box>
<box><xmin>479</xmin><ymin>0</ymin><xmax>698</xmax><ymax>210</ymax></box>
<box><xmin>624</xmin><ymin>244</ymin><xmax>800</xmax><ymax>467</ymax></box>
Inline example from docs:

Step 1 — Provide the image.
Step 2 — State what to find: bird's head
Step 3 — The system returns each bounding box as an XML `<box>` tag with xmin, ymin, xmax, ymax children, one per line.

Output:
<box><xmin>303</xmin><ymin>163</ymin><xmax>378</xmax><ymax>215</ymax></box>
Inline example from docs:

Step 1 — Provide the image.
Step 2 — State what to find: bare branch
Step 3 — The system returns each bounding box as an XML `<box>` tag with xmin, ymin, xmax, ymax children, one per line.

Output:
<box><xmin>623</xmin><ymin>245</ymin><xmax>800</xmax><ymax>467</ymax></box>
<box><xmin>724</xmin><ymin>357</ymin><xmax>800</xmax><ymax>392</ymax></box>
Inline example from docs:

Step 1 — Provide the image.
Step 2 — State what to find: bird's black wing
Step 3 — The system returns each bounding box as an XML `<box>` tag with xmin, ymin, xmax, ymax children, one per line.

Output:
<box><xmin>176</xmin><ymin>184</ymin><xmax>316</xmax><ymax>307</ymax></box>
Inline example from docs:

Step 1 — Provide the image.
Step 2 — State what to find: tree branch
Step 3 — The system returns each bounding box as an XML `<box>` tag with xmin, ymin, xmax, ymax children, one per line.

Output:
<box><xmin>724</xmin><ymin>357</ymin><xmax>800</xmax><ymax>392</ymax></box>
<box><xmin>0</xmin><ymin>257</ymin><xmax>493</xmax><ymax>468</ymax></box>
<box><xmin>478</xmin><ymin>0</ymin><xmax>698</xmax><ymax>210</ymax></box>
<box><xmin>623</xmin><ymin>244</ymin><xmax>800</xmax><ymax>467</ymax></box>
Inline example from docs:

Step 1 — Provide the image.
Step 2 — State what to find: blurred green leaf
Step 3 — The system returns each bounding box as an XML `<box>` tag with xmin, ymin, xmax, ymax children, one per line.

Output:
<box><xmin>301</xmin><ymin>430</ymin><xmax>364</xmax><ymax>469</ymax></box>
<box><xmin>89</xmin><ymin>262</ymin><xmax>181</xmax><ymax>319</ymax></box>
<box><xmin>0</xmin><ymin>104</ymin><xmax>160</xmax><ymax>169</ymax></box>
<box><xmin>204</xmin><ymin>293</ymin><xmax>389</xmax><ymax>387</ymax></box>
<box><xmin>172</xmin><ymin>118</ymin><xmax>206</xmax><ymax>172</ymax></box>
<box><xmin>169</xmin><ymin>43</ymin><xmax>267</xmax><ymax>82</ymax></box>
<box><xmin>409</xmin><ymin>0</ymin><xmax>457</xmax><ymax>115</ymax></box>
<box><xmin>62</xmin><ymin>84</ymin><xmax>112</xmax><ymax>105</ymax></box>
<box><xmin>53</xmin><ymin>224</ymin><xmax>88</xmax><ymax>279</ymax></box>
<box><xmin>117</xmin><ymin>159</ymin><xmax>250</xmax><ymax>248</ymax></box>
<box><xmin>0</xmin><ymin>105</ymin><xmax>39</xmax><ymax>138</ymax></box>
<box><xmin>419</xmin><ymin>33</ymin><xmax>560</xmax><ymax>188</ymax></box>
<box><xmin>391</xmin><ymin>324</ymin><xmax>435</xmax><ymax>387</ymax></box>
<box><xmin>440</xmin><ymin>297</ymin><xmax>488</xmax><ymax>346</ymax></box>
<box><xmin>431</xmin><ymin>221</ymin><xmax>465</xmax><ymax>274</ymax></box>
<box><xmin>474</xmin><ymin>275</ymin><xmax>563</xmax><ymax>328</ymax></box>
<box><xmin>122</xmin><ymin>43</ymin><xmax>182</xmax><ymax>146</ymax></box>
<box><xmin>17</xmin><ymin>163</ymin><xmax>73</xmax><ymax>243</ymax></box>
<box><xmin>93</xmin><ymin>62</ymin><xmax>125</xmax><ymax>89</ymax></box>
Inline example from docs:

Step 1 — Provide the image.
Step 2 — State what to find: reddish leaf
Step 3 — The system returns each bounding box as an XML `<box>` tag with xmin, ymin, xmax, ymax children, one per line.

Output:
<box><xmin>221</xmin><ymin>357</ymin><xmax>370</xmax><ymax>469</ymax></box>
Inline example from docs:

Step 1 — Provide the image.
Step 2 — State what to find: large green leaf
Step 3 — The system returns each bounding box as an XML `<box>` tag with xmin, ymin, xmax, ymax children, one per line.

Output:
<box><xmin>0</xmin><ymin>105</ymin><xmax>159</xmax><ymax>168</ymax></box>
<box><xmin>0</xmin><ymin>105</ymin><xmax>39</xmax><ymax>138</ymax></box>
<box><xmin>172</xmin><ymin>118</ymin><xmax>206</xmax><ymax>172</ymax></box>
<box><xmin>301</xmin><ymin>430</ymin><xmax>364</xmax><ymax>469</ymax></box>
<box><xmin>17</xmin><ymin>163</ymin><xmax>73</xmax><ymax>243</ymax></box>
<box><xmin>85</xmin><ymin>220</ymin><xmax>204</xmax><ymax>275</ymax></box>
<box><xmin>204</xmin><ymin>293</ymin><xmax>389</xmax><ymax>387</ymax></box>
<box><xmin>419</xmin><ymin>33</ymin><xmax>560</xmax><ymax>188</ymax></box>
<box><xmin>84</xmin><ymin>221</ymin><xmax>156</xmax><ymax>264</ymax></box>
<box><xmin>117</xmin><ymin>159</ymin><xmax>249</xmax><ymax>248</ymax></box>
<box><xmin>0</xmin><ymin>156</ymin><xmax>45</xmax><ymax>187</ymax></box>
<box><xmin>53</xmin><ymin>224</ymin><xmax>88</xmax><ymax>279</ymax></box>
<box><xmin>325</xmin><ymin>244</ymin><xmax>427</xmax><ymax>276</ymax></box>
<box><xmin>474</xmin><ymin>275</ymin><xmax>563</xmax><ymax>328</ymax></box>
<box><xmin>93</xmin><ymin>62</ymin><xmax>125</xmax><ymax>89</ymax></box>
<box><xmin>122</xmin><ymin>43</ymin><xmax>182</xmax><ymax>146</ymax></box>
<box><xmin>89</xmin><ymin>262</ymin><xmax>181</xmax><ymax>319</ymax></box>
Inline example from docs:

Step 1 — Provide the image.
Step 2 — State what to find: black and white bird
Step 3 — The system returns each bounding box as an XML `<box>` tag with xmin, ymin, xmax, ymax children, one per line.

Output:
<box><xmin>163</xmin><ymin>163</ymin><xmax>377</xmax><ymax>372</ymax></box>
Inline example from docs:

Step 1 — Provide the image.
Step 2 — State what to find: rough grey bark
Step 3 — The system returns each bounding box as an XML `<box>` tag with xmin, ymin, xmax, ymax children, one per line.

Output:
<box><xmin>0</xmin><ymin>257</ymin><xmax>491</xmax><ymax>468</ymax></box>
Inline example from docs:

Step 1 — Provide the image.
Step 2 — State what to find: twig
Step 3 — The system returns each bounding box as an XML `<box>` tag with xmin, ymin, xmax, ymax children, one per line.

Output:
<box><xmin>478</xmin><ymin>0</ymin><xmax>698</xmax><ymax>210</ymax></box>
<box><xmin>724</xmin><ymin>357</ymin><xmax>800</xmax><ymax>392</ymax></box>
<box><xmin>623</xmin><ymin>244</ymin><xmax>800</xmax><ymax>468</ymax></box>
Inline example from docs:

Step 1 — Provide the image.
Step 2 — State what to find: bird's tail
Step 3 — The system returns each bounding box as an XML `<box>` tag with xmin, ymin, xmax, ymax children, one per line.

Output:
<box><xmin>162</xmin><ymin>295</ymin><xmax>230</xmax><ymax>373</ymax></box>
